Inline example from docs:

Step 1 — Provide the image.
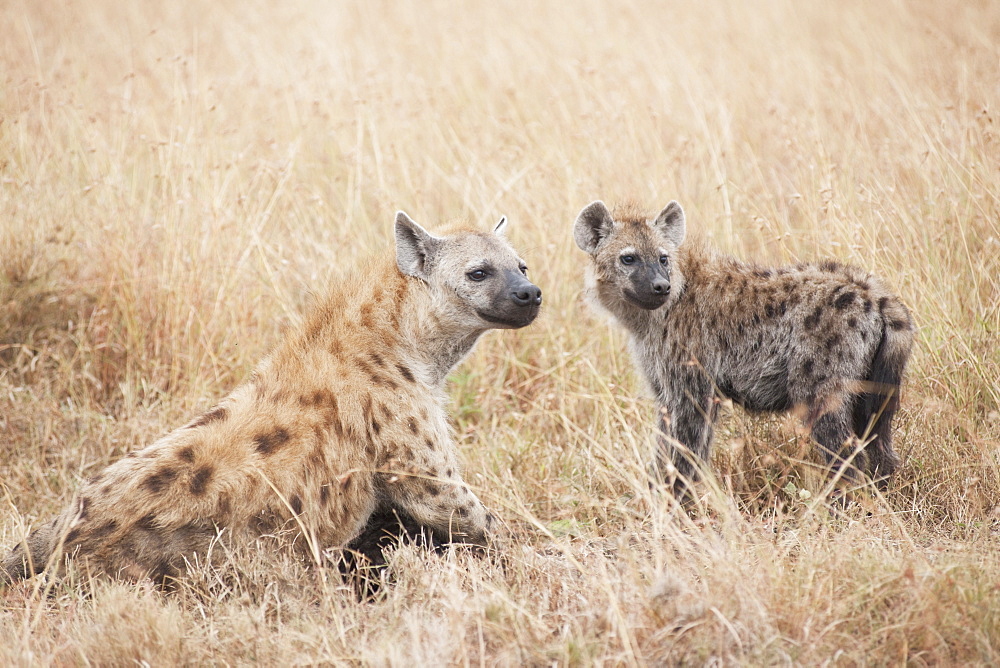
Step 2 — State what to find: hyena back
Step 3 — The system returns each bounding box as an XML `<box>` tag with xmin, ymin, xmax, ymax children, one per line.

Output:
<box><xmin>574</xmin><ymin>200</ymin><xmax>913</xmax><ymax>494</ymax></box>
<box><xmin>1</xmin><ymin>211</ymin><xmax>541</xmax><ymax>587</ymax></box>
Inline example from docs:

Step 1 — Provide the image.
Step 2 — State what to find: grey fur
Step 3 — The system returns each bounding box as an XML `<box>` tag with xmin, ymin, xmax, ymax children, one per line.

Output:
<box><xmin>574</xmin><ymin>200</ymin><xmax>914</xmax><ymax>496</ymax></box>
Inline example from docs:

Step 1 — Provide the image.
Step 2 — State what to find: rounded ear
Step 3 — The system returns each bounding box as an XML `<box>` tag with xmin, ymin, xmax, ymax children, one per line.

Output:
<box><xmin>573</xmin><ymin>200</ymin><xmax>614</xmax><ymax>254</ymax></box>
<box><xmin>395</xmin><ymin>211</ymin><xmax>441</xmax><ymax>279</ymax></box>
<box><xmin>652</xmin><ymin>201</ymin><xmax>686</xmax><ymax>247</ymax></box>
<box><xmin>493</xmin><ymin>216</ymin><xmax>508</xmax><ymax>236</ymax></box>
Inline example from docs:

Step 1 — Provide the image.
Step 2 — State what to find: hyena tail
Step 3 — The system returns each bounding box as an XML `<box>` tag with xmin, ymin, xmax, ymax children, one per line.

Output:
<box><xmin>0</xmin><ymin>521</ymin><xmax>59</xmax><ymax>587</ymax></box>
<box><xmin>853</xmin><ymin>297</ymin><xmax>914</xmax><ymax>486</ymax></box>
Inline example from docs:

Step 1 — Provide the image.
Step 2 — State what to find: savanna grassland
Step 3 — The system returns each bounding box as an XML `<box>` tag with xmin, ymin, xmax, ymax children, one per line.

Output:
<box><xmin>2</xmin><ymin>0</ymin><xmax>999</xmax><ymax>664</ymax></box>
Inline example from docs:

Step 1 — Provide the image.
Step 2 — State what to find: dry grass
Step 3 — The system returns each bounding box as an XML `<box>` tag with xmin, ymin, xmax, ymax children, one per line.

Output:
<box><xmin>2</xmin><ymin>0</ymin><xmax>999</xmax><ymax>664</ymax></box>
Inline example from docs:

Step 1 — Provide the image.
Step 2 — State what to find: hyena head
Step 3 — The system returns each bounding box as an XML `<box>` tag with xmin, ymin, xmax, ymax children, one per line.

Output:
<box><xmin>395</xmin><ymin>211</ymin><xmax>542</xmax><ymax>329</ymax></box>
<box><xmin>574</xmin><ymin>200</ymin><xmax>686</xmax><ymax>311</ymax></box>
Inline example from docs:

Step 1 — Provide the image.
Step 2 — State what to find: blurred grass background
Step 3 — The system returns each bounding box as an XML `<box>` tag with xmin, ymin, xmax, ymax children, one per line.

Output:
<box><xmin>1</xmin><ymin>0</ymin><xmax>998</xmax><ymax>663</ymax></box>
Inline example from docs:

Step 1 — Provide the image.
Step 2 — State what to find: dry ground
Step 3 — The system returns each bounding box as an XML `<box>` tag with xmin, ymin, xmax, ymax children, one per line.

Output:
<box><xmin>2</xmin><ymin>0</ymin><xmax>999</xmax><ymax>664</ymax></box>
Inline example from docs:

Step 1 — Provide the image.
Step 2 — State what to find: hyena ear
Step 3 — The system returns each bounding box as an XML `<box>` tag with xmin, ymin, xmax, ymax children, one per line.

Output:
<box><xmin>395</xmin><ymin>211</ymin><xmax>441</xmax><ymax>280</ymax></box>
<box><xmin>573</xmin><ymin>200</ymin><xmax>614</xmax><ymax>254</ymax></box>
<box><xmin>652</xmin><ymin>201</ymin><xmax>686</xmax><ymax>247</ymax></box>
<box><xmin>493</xmin><ymin>216</ymin><xmax>508</xmax><ymax>236</ymax></box>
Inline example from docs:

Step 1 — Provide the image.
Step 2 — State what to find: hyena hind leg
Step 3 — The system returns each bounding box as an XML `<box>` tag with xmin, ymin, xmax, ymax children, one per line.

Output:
<box><xmin>810</xmin><ymin>406</ymin><xmax>865</xmax><ymax>483</ymax></box>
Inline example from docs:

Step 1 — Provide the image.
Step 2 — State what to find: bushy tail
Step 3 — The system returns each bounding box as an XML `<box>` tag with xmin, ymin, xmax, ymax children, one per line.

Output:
<box><xmin>1</xmin><ymin>521</ymin><xmax>59</xmax><ymax>587</ymax></box>
<box><xmin>853</xmin><ymin>296</ymin><xmax>914</xmax><ymax>486</ymax></box>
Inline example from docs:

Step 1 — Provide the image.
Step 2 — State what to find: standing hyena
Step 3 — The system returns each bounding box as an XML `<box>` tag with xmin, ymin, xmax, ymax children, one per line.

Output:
<box><xmin>1</xmin><ymin>211</ymin><xmax>541</xmax><ymax>587</ymax></box>
<box><xmin>573</xmin><ymin>200</ymin><xmax>913</xmax><ymax>496</ymax></box>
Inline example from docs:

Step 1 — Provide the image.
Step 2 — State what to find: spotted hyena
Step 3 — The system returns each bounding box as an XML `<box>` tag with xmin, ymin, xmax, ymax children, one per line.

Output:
<box><xmin>1</xmin><ymin>211</ymin><xmax>542</xmax><ymax>587</ymax></box>
<box><xmin>574</xmin><ymin>200</ymin><xmax>913</xmax><ymax>496</ymax></box>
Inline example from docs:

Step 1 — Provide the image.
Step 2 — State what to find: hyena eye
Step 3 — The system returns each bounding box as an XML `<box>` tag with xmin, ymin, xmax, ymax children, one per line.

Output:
<box><xmin>620</xmin><ymin>255</ymin><xmax>636</xmax><ymax>266</ymax></box>
<box><xmin>659</xmin><ymin>255</ymin><xmax>668</xmax><ymax>266</ymax></box>
<box><xmin>467</xmin><ymin>269</ymin><xmax>488</xmax><ymax>282</ymax></box>
<box><xmin>519</xmin><ymin>265</ymin><xmax>528</xmax><ymax>276</ymax></box>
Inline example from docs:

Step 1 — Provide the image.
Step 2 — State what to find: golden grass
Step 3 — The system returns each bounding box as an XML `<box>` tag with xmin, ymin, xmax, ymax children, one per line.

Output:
<box><xmin>2</xmin><ymin>0</ymin><xmax>999</xmax><ymax>663</ymax></box>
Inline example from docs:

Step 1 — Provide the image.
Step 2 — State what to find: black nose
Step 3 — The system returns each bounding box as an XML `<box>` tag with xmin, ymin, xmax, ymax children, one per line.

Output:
<box><xmin>512</xmin><ymin>285</ymin><xmax>542</xmax><ymax>307</ymax></box>
<box><xmin>651</xmin><ymin>278</ymin><xmax>670</xmax><ymax>295</ymax></box>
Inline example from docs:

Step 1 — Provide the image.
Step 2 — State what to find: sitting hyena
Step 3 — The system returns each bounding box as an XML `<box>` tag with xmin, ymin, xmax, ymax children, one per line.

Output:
<box><xmin>573</xmin><ymin>200</ymin><xmax>913</xmax><ymax>495</ymax></box>
<box><xmin>1</xmin><ymin>211</ymin><xmax>541</xmax><ymax>587</ymax></box>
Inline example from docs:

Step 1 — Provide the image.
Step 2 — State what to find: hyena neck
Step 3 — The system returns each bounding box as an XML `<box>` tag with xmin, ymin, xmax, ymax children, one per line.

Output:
<box><xmin>279</xmin><ymin>258</ymin><xmax>485</xmax><ymax>389</ymax></box>
<box><xmin>398</xmin><ymin>283</ymin><xmax>486</xmax><ymax>386</ymax></box>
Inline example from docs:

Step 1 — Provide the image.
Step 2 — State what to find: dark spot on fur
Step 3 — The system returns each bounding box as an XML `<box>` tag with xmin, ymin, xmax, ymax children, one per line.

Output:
<box><xmin>90</xmin><ymin>519</ymin><xmax>119</xmax><ymax>540</ymax></box>
<box><xmin>803</xmin><ymin>360</ymin><xmax>814</xmax><ymax>376</ymax></box>
<box><xmin>425</xmin><ymin>438</ymin><xmax>435</xmax><ymax>451</ymax></box>
<box><xmin>804</xmin><ymin>307</ymin><xmax>823</xmax><ymax>329</ymax></box>
<box><xmin>370</xmin><ymin>353</ymin><xmax>385</xmax><ymax>368</ymax></box>
<box><xmin>143</xmin><ymin>467</ymin><xmax>179</xmax><ymax>494</ymax></box>
<box><xmin>320</xmin><ymin>485</ymin><xmax>330</xmax><ymax>507</ymax></box>
<box><xmin>149</xmin><ymin>559</ymin><xmax>176</xmax><ymax>586</ymax></box>
<box><xmin>190</xmin><ymin>466</ymin><xmax>214</xmax><ymax>495</ymax></box>
<box><xmin>863</xmin><ymin>299</ymin><xmax>872</xmax><ymax>313</ymax></box>
<box><xmin>890</xmin><ymin>319</ymin><xmax>908</xmax><ymax>331</ymax></box>
<box><xmin>878</xmin><ymin>296</ymin><xmax>890</xmax><ymax>311</ymax></box>
<box><xmin>136</xmin><ymin>513</ymin><xmax>158</xmax><ymax>531</ymax></box>
<box><xmin>847</xmin><ymin>317</ymin><xmax>858</xmax><ymax>328</ymax></box>
<box><xmin>371</xmin><ymin>419</ymin><xmax>381</xmax><ymax>435</ymax></box>
<box><xmin>764</xmin><ymin>303</ymin><xmax>775</xmax><ymax>318</ymax></box>
<box><xmin>407</xmin><ymin>418</ymin><xmax>418</xmax><ymax>435</ymax></box>
<box><xmin>190</xmin><ymin>406</ymin><xmax>228</xmax><ymax>429</ymax></box>
<box><xmin>457</xmin><ymin>505</ymin><xmax>470</xmax><ymax>518</ymax></box>
<box><xmin>217</xmin><ymin>495</ymin><xmax>232</xmax><ymax>519</ymax></box>
<box><xmin>396</xmin><ymin>363</ymin><xmax>415</xmax><ymax>383</ymax></box>
<box><xmin>752</xmin><ymin>269</ymin><xmax>772</xmax><ymax>279</ymax></box>
<box><xmin>177</xmin><ymin>446</ymin><xmax>195</xmax><ymax>463</ymax></box>
<box><xmin>424</xmin><ymin>481</ymin><xmax>441</xmax><ymax>496</ymax></box>
<box><xmin>290</xmin><ymin>494</ymin><xmax>303</xmax><ymax>515</ymax></box>
<box><xmin>834</xmin><ymin>292</ymin><xmax>855</xmax><ymax>310</ymax></box>
<box><xmin>446</xmin><ymin>468</ymin><xmax>453</xmax><ymax>478</ymax></box>
<box><xmin>856</xmin><ymin>280</ymin><xmax>870</xmax><ymax>291</ymax></box>
<box><xmin>819</xmin><ymin>260</ymin><xmax>840</xmax><ymax>272</ymax></box>
<box><xmin>254</xmin><ymin>427</ymin><xmax>291</xmax><ymax>455</ymax></box>
<box><xmin>65</xmin><ymin>528</ymin><xmax>81</xmax><ymax>544</ymax></box>
<box><xmin>826</xmin><ymin>334</ymin><xmax>842</xmax><ymax>348</ymax></box>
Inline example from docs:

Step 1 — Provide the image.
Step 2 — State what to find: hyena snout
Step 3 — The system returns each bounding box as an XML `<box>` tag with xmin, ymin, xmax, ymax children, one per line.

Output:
<box><xmin>499</xmin><ymin>271</ymin><xmax>542</xmax><ymax>327</ymax></box>
<box><xmin>510</xmin><ymin>273</ymin><xmax>542</xmax><ymax>307</ymax></box>
<box><xmin>626</xmin><ymin>262</ymin><xmax>671</xmax><ymax>310</ymax></box>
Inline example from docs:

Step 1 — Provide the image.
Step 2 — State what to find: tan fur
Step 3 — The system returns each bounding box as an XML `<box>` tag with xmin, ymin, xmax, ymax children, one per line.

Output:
<box><xmin>2</xmin><ymin>213</ymin><xmax>541</xmax><ymax>586</ymax></box>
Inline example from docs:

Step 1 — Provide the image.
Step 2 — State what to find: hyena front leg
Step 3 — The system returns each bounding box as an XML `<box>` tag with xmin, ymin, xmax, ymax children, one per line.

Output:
<box><xmin>654</xmin><ymin>384</ymin><xmax>718</xmax><ymax>495</ymax></box>
<box><xmin>377</xmin><ymin>452</ymin><xmax>491</xmax><ymax>546</ymax></box>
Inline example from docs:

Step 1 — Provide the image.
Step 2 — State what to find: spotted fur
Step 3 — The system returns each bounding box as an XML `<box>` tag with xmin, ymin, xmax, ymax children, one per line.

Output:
<box><xmin>574</xmin><ymin>200</ymin><xmax>913</xmax><ymax>495</ymax></box>
<box><xmin>1</xmin><ymin>211</ymin><xmax>541</xmax><ymax>587</ymax></box>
